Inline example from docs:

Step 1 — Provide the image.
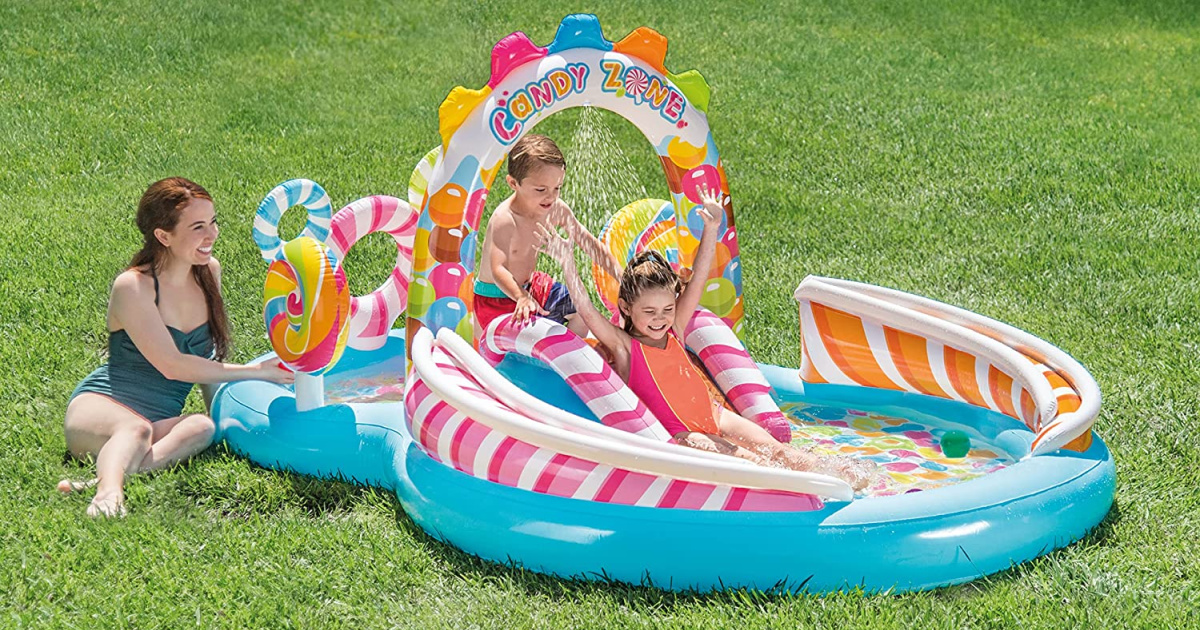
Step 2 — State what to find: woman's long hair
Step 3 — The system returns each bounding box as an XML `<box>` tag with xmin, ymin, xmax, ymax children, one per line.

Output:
<box><xmin>128</xmin><ymin>177</ymin><xmax>230</xmax><ymax>360</ymax></box>
<box><xmin>617</xmin><ymin>250</ymin><xmax>684</xmax><ymax>334</ymax></box>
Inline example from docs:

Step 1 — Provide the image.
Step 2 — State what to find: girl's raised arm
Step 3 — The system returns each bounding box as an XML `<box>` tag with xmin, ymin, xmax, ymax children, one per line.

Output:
<box><xmin>674</xmin><ymin>184</ymin><xmax>723</xmax><ymax>335</ymax></box>
<box><xmin>535</xmin><ymin>223</ymin><xmax>627</xmax><ymax>354</ymax></box>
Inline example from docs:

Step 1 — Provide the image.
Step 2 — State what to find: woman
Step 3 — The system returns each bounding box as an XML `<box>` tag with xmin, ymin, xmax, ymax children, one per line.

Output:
<box><xmin>61</xmin><ymin>177</ymin><xmax>294</xmax><ymax>517</ymax></box>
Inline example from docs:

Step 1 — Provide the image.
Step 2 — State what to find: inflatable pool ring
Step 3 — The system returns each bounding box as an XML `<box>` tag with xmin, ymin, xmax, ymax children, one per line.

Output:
<box><xmin>214</xmin><ymin>14</ymin><xmax>1114</xmax><ymax>595</ymax></box>
<box><xmin>408</xmin><ymin>13</ymin><xmax>743</xmax><ymax>346</ymax></box>
<box><xmin>263</xmin><ymin>236</ymin><xmax>351</xmax><ymax>375</ymax></box>
<box><xmin>327</xmin><ymin>195</ymin><xmax>419</xmax><ymax>351</ymax></box>
<box><xmin>218</xmin><ymin>279</ymin><xmax>1114</xmax><ymax>593</ymax></box>
<box><xmin>254</xmin><ymin>179</ymin><xmax>333</xmax><ymax>262</ymax></box>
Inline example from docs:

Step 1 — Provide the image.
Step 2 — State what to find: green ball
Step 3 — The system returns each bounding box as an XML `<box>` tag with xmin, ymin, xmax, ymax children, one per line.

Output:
<box><xmin>408</xmin><ymin>277</ymin><xmax>436</xmax><ymax>318</ymax></box>
<box><xmin>699</xmin><ymin>277</ymin><xmax>736</xmax><ymax>317</ymax></box>
<box><xmin>940</xmin><ymin>430</ymin><xmax>971</xmax><ymax>458</ymax></box>
<box><xmin>455</xmin><ymin>312</ymin><xmax>474</xmax><ymax>340</ymax></box>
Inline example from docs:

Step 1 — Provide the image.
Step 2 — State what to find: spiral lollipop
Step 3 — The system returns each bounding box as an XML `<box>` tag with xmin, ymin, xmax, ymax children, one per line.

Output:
<box><xmin>624</xmin><ymin>67</ymin><xmax>650</xmax><ymax>102</ymax></box>
<box><xmin>264</xmin><ymin>236</ymin><xmax>350</xmax><ymax>409</ymax></box>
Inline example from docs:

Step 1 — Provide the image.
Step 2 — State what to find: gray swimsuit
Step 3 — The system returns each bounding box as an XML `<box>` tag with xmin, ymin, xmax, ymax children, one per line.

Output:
<box><xmin>70</xmin><ymin>270</ymin><xmax>213</xmax><ymax>421</ymax></box>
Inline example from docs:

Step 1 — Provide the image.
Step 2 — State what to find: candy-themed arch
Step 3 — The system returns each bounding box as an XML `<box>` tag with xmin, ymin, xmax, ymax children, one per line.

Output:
<box><xmin>215</xmin><ymin>15</ymin><xmax>1113</xmax><ymax>595</ymax></box>
<box><xmin>406</xmin><ymin>14</ymin><xmax>745</xmax><ymax>346</ymax></box>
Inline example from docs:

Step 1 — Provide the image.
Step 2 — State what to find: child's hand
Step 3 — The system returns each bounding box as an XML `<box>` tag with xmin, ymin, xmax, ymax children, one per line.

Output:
<box><xmin>513</xmin><ymin>294</ymin><xmax>547</xmax><ymax>324</ymax></box>
<box><xmin>534</xmin><ymin>222</ymin><xmax>573</xmax><ymax>266</ymax></box>
<box><xmin>696</xmin><ymin>183</ymin><xmax>724</xmax><ymax>235</ymax></box>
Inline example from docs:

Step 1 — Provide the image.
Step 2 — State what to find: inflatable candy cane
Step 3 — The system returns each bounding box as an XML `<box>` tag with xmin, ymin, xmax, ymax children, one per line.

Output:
<box><xmin>327</xmin><ymin>196</ymin><xmax>418</xmax><ymax>350</ymax></box>
<box><xmin>683</xmin><ymin>308</ymin><xmax>791</xmax><ymax>442</ymax></box>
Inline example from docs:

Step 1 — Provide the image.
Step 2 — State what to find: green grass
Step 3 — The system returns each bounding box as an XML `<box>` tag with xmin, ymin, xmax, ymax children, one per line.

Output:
<box><xmin>3</xmin><ymin>0</ymin><xmax>1198</xmax><ymax>626</ymax></box>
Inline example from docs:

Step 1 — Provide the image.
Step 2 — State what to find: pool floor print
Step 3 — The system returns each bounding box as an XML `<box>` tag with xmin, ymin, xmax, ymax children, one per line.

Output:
<box><xmin>783</xmin><ymin>402</ymin><xmax>1009</xmax><ymax>497</ymax></box>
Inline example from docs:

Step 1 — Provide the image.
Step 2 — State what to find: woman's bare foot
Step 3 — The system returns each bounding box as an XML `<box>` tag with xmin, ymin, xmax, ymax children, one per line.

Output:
<box><xmin>57</xmin><ymin>477</ymin><xmax>98</xmax><ymax>494</ymax></box>
<box><xmin>87</xmin><ymin>489</ymin><xmax>127</xmax><ymax>518</ymax></box>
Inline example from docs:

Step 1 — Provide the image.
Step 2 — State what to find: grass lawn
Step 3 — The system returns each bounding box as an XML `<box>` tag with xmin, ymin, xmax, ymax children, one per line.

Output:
<box><xmin>3</xmin><ymin>0</ymin><xmax>1198</xmax><ymax>627</ymax></box>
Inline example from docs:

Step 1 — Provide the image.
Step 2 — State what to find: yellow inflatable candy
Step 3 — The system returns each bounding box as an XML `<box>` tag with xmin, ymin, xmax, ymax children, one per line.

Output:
<box><xmin>263</xmin><ymin>236</ymin><xmax>351</xmax><ymax>375</ymax></box>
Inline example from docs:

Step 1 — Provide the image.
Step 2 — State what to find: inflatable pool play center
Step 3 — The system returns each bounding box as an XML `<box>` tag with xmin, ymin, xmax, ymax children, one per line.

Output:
<box><xmin>215</xmin><ymin>14</ymin><xmax>1115</xmax><ymax>594</ymax></box>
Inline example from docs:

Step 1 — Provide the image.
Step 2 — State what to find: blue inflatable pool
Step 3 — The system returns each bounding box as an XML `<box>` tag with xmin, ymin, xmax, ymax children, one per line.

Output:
<box><xmin>212</xmin><ymin>328</ymin><xmax>1114</xmax><ymax>594</ymax></box>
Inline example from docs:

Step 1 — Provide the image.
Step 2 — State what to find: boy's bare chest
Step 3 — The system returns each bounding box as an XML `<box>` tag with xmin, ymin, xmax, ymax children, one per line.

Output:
<box><xmin>506</xmin><ymin>213</ymin><xmax>556</xmax><ymax>256</ymax></box>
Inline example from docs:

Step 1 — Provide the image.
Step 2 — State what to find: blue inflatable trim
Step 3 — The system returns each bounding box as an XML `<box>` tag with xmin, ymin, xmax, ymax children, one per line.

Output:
<box><xmin>547</xmin><ymin>14</ymin><xmax>614</xmax><ymax>54</ymax></box>
<box><xmin>212</xmin><ymin>331</ymin><xmax>1115</xmax><ymax>594</ymax></box>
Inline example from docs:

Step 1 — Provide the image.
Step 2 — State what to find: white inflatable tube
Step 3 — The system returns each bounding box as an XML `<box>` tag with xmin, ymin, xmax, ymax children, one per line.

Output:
<box><xmin>435</xmin><ymin>329</ymin><xmax>765</xmax><ymax>467</ymax></box>
<box><xmin>412</xmin><ymin>328</ymin><xmax>854</xmax><ymax>500</ymax></box>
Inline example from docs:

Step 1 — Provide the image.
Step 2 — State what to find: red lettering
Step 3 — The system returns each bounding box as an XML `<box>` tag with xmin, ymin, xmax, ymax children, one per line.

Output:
<box><xmin>664</xmin><ymin>91</ymin><xmax>685</xmax><ymax>120</ymax></box>
<box><xmin>491</xmin><ymin>109</ymin><xmax>522</xmax><ymax>143</ymax></box>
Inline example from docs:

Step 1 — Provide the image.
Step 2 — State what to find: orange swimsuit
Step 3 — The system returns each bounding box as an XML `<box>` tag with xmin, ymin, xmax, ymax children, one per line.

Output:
<box><xmin>628</xmin><ymin>330</ymin><xmax>722</xmax><ymax>436</ymax></box>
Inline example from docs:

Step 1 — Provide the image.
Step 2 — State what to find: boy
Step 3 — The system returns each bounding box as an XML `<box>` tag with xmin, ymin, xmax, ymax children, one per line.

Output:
<box><xmin>474</xmin><ymin>134</ymin><xmax>622</xmax><ymax>337</ymax></box>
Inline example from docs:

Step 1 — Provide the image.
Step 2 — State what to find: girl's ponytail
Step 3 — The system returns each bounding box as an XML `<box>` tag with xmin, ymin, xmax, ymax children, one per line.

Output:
<box><xmin>618</xmin><ymin>250</ymin><xmax>681</xmax><ymax>333</ymax></box>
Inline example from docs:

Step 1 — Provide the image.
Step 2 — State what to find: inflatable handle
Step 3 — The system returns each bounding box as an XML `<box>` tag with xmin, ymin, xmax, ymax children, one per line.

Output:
<box><xmin>253</xmin><ymin>179</ymin><xmax>333</xmax><ymax>262</ymax></box>
<box><xmin>327</xmin><ymin>196</ymin><xmax>418</xmax><ymax>351</ymax></box>
<box><xmin>684</xmin><ymin>308</ymin><xmax>792</xmax><ymax>442</ymax></box>
<box><xmin>479</xmin><ymin>315</ymin><xmax>671</xmax><ymax>441</ymax></box>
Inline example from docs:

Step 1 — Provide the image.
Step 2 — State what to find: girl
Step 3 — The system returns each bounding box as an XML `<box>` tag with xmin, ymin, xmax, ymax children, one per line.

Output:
<box><xmin>536</xmin><ymin>185</ymin><xmax>874</xmax><ymax>490</ymax></box>
<box><xmin>61</xmin><ymin>178</ymin><xmax>295</xmax><ymax>517</ymax></box>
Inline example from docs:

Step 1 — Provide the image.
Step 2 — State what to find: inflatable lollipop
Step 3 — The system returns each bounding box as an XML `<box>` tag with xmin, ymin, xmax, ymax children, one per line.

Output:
<box><xmin>264</xmin><ymin>236</ymin><xmax>351</xmax><ymax>409</ymax></box>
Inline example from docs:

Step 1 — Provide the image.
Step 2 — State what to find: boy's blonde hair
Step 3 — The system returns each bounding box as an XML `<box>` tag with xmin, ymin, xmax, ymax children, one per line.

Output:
<box><xmin>508</xmin><ymin>134</ymin><xmax>565</xmax><ymax>182</ymax></box>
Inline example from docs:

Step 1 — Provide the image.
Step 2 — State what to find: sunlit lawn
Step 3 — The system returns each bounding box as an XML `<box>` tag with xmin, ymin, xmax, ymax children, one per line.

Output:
<box><xmin>2</xmin><ymin>0</ymin><xmax>1197</xmax><ymax>627</ymax></box>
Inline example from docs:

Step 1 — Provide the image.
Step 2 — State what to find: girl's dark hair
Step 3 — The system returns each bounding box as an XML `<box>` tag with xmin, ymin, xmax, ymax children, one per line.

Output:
<box><xmin>618</xmin><ymin>250</ymin><xmax>683</xmax><ymax>333</ymax></box>
<box><xmin>129</xmin><ymin>177</ymin><xmax>230</xmax><ymax>360</ymax></box>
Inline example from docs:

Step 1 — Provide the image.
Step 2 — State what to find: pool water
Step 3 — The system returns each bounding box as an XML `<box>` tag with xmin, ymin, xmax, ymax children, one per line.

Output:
<box><xmin>317</xmin><ymin>354</ymin><xmax>407</xmax><ymax>404</ymax></box>
<box><xmin>782</xmin><ymin>401</ymin><xmax>1011</xmax><ymax>497</ymax></box>
<box><xmin>324</xmin><ymin>374</ymin><xmax>405</xmax><ymax>404</ymax></box>
<box><xmin>311</xmin><ymin>350</ymin><xmax>1014</xmax><ymax>499</ymax></box>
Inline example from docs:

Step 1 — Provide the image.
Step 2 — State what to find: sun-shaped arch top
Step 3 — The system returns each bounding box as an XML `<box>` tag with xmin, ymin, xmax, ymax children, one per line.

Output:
<box><xmin>406</xmin><ymin>14</ymin><xmax>745</xmax><ymax>349</ymax></box>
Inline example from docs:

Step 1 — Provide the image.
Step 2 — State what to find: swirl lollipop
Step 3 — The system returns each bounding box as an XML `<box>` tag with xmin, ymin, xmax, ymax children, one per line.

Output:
<box><xmin>264</xmin><ymin>236</ymin><xmax>351</xmax><ymax>409</ymax></box>
<box><xmin>624</xmin><ymin>67</ymin><xmax>649</xmax><ymax>102</ymax></box>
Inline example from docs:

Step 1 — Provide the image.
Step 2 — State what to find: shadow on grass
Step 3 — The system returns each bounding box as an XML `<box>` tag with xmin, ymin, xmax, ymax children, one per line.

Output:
<box><xmin>170</xmin><ymin>445</ymin><xmax>382</xmax><ymax>520</ymax></box>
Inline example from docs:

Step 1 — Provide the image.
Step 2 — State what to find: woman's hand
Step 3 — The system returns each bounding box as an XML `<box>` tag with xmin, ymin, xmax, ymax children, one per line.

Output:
<box><xmin>256</xmin><ymin>361</ymin><xmax>296</xmax><ymax>385</ymax></box>
<box><xmin>696</xmin><ymin>184</ymin><xmax>723</xmax><ymax>237</ymax></box>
